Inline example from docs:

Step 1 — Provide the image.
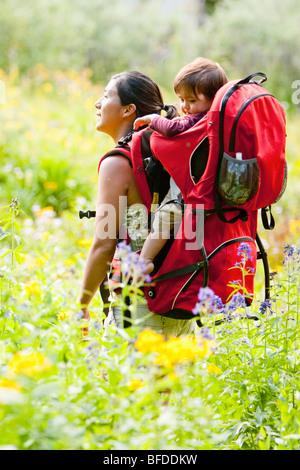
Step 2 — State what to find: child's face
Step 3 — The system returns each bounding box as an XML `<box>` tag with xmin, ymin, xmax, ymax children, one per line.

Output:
<box><xmin>177</xmin><ymin>88</ymin><xmax>212</xmax><ymax>115</ymax></box>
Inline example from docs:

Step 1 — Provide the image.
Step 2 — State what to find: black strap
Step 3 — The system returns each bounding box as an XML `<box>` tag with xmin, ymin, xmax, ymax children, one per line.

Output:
<box><xmin>236</xmin><ymin>72</ymin><xmax>267</xmax><ymax>85</ymax></box>
<box><xmin>152</xmin><ymin>259</ymin><xmax>208</xmax><ymax>284</ymax></box>
<box><xmin>151</xmin><ymin>236</ymin><xmax>253</xmax><ymax>285</ymax></box>
<box><xmin>261</xmin><ymin>206</ymin><xmax>275</xmax><ymax>230</ymax></box>
<box><xmin>117</xmin><ymin>132</ymin><xmax>134</xmax><ymax>146</ymax></box>
<box><xmin>256</xmin><ymin>232</ymin><xmax>270</xmax><ymax>301</ymax></box>
<box><xmin>213</xmin><ymin>193</ymin><xmax>249</xmax><ymax>223</ymax></box>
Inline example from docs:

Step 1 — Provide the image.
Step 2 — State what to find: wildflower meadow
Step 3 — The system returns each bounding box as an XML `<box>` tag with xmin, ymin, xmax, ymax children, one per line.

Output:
<box><xmin>1</xmin><ymin>67</ymin><xmax>300</xmax><ymax>451</ymax></box>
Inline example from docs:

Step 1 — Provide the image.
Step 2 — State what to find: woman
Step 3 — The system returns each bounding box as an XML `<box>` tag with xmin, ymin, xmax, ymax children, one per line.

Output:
<box><xmin>78</xmin><ymin>71</ymin><xmax>196</xmax><ymax>336</ymax></box>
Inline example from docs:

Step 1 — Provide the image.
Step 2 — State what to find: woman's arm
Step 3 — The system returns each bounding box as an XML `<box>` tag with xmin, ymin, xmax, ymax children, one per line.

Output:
<box><xmin>78</xmin><ymin>156</ymin><xmax>132</xmax><ymax>319</ymax></box>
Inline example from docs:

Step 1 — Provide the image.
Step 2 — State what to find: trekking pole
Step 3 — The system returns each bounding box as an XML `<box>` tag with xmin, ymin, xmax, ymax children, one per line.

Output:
<box><xmin>255</xmin><ymin>232</ymin><xmax>270</xmax><ymax>301</ymax></box>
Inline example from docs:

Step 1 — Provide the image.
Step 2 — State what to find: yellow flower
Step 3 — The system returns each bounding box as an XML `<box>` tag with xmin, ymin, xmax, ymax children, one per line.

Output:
<box><xmin>64</xmin><ymin>258</ymin><xmax>75</xmax><ymax>267</ymax></box>
<box><xmin>135</xmin><ymin>329</ymin><xmax>165</xmax><ymax>354</ymax></box>
<box><xmin>8</xmin><ymin>351</ymin><xmax>52</xmax><ymax>377</ymax></box>
<box><xmin>43</xmin><ymin>181</ymin><xmax>58</xmax><ymax>190</ymax></box>
<box><xmin>35</xmin><ymin>253</ymin><xmax>50</xmax><ymax>267</ymax></box>
<box><xmin>25</xmin><ymin>280</ymin><xmax>43</xmax><ymax>296</ymax></box>
<box><xmin>207</xmin><ymin>364</ymin><xmax>222</xmax><ymax>375</ymax></box>
<box><xmin>127</xmin><ymin>379</ymin><xmax>144</xmax><ymax>391</ymax></box>
<box><xmin>16</xmin><ymin>253</ymin><xmax>27</xmax><ymax>263</ymax></box>
<box><xmin>0</xmin><ymin>382</ymin><xmax>23</xmax><ymax>405</ymax></box>
<box><xmin>56</xmin><ymin>311</ymin><xmax>71</xmax><ymax>321</ymax></box>
<box><xmin>0</xmin><ymin>378</ymin><xmax>21</xmax><ymax>391</ymax></box>
<box><xmin>153</xmin><ymin>336</ymin><xmax>204</xmax><ymax>367</ymax></box>
<box><xmin>289</xmin><ymin>219</ymin><xmax>300</xmax><ymax>232</ymax></box>
<box><xmin>77</xmin><ymin>238</ymin><xmax>93</xmax><ymax>248</ymax></box>
<box><xmin>136</xmin><ymin>329</ymin><xmax>216</xmax><ymax>368</ymax></box>
<box><xmin>167</xmin><ymin>371</ymin><xmax>179</xmax><ymax>381</ymax></box>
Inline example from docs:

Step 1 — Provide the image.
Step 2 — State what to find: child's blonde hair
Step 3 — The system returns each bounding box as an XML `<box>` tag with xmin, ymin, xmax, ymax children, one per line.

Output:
<box><xmin>174</xmin><ymin>57</ymin><xmax>228</xmax><ymax>101</ymax></box>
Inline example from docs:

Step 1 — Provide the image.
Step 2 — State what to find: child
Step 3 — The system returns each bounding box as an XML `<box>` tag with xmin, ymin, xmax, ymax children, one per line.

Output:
<box><xmin>134</xmin><ymin>57</ymin><xmax>228</xmax><ymax>275</ymax></box>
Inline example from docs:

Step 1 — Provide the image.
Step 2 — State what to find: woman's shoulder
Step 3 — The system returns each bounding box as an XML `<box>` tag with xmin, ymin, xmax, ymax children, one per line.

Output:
<box><xmin>98</xmin><ymin>145</ymin><xmax>132</xmax><ymax>173</ymax></box>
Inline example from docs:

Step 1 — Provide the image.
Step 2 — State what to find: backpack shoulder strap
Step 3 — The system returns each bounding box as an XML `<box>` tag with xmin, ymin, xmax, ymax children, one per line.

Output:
<box><xmin>98</xmin><ymin>142</ymin><xmax>133</xmax><ymax>174</ymax></box>
<box><xmin>100</xmin><ymin>144</ymin><xmax>131</xmax><ymax>164</ymax></box>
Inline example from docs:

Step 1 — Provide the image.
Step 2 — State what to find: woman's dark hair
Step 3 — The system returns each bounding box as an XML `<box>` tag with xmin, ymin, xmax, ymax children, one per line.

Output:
<box><xmin>174</xmin><ymin>57</ymin><xmax>228</xmax><ymax>101</ymax></box>
<box><xmin>111</xmin><ymin>71</ymin><xmax>178</xmax><ymax>120</ymax></box>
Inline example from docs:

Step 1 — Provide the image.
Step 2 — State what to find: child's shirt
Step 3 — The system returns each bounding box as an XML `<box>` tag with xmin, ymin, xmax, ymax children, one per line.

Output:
<box><xmin>149</xmin><ymin>112</ymin><xmax>206</xmax><ymax>137</ymax></box>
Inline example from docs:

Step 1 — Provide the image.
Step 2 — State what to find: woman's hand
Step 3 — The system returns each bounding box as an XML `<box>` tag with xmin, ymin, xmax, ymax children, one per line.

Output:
<box><xmin>81</xmin><ymin>307</ymin><xmax>90</xmax><ymax>321</ymax></box>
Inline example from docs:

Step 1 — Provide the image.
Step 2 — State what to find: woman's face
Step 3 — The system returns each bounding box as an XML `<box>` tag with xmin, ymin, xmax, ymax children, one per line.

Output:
<box><xmin>95</xmin><ymin>79</ymin><xmax>125</xmax><ymax>136</ymax></box>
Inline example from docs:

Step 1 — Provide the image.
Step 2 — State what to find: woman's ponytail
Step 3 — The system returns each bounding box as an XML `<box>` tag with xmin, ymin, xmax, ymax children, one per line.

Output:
<box><xmin>162</xmin><ymin>103</ymin><xmax>178</xmax><ymax>120</ymax></box>
<box><xmin>112</xmin><ymin>71</ymin><xmax>179</xmax><ymax>122</ymax></box>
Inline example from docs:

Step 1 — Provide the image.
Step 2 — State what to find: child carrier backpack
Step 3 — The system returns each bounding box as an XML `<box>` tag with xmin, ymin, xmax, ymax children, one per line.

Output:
<box><xmin>140</xmin><ymin>72</ymin><xmax>286</xmax><ymax>318</ymax></box>
<box><xmin>79</xmin><ymin>73</ymin><xmax>286</xmax><ymax>321</ymax></box>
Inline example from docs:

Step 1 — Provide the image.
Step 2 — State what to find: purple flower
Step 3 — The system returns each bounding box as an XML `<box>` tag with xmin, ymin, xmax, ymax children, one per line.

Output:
<box><xmin>117</xmin><ymin>242</ymin><xmax>152</xmax><ymax>284</ymax></box>
<box><xmin>283</xmin><ymin>244</ymin><xmax>294</xmax><ymax>257</ymax></box>
<box><xmin>210</xmin><ymin>295</ymin><xmax>224</xmax><ymax>311</ymax></box>
<box><xmin>259</xmin><ymin>299</ymin><xmax>274</xmax><ymax>315</ymax></box>
<box><xmin>197</xmin><ymin>286</ymin><xmax>215</xmax><ymax>303</ymax></box>
<box><xmin>193</xmin><ymin>287</ymin><xmax>224</xmax><ymax>317</ymax></box>
<box><xmin>199</xmin><ymin>327</ymin><xmax>215</xmax><ymax>340</ymax></box>
<box><xmin>92</xmin><ymin>321</ymin><xmax>102</xmax><ymax>331</ymax></box>
<box><xmin>227</xmin><ymin>292</ymin><xmax>247</xmax><ymax>312</ymax></box>
<box><xmin>237</xmin><ymin>242</ymin><xmax>253</xmax><ymax>261</ymax></box>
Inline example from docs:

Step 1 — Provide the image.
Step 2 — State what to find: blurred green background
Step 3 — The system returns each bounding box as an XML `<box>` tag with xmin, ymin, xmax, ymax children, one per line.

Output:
<box><xmin>0</xmin><ymin>0</ymin><xmax>299</xmax><ymax>267</ymax></box>
<box><xmin>1</xmin><ymin>0</ymin><xmax>299</xmax><ymax>103</ymax></box>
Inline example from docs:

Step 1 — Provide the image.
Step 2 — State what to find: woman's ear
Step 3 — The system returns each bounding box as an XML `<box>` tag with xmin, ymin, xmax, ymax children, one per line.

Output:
<box><xmin>124</xmin><ymin>103</ymin><xmax>136</xmax><ymax>117</ymax></box>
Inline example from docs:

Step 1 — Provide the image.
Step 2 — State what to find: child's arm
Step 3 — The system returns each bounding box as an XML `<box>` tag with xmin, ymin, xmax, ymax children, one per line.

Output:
<box><xmin>133</xmin><ymin>114</ymin><xmax>160</xmax><ymax>130</ymax></box>
<box><xmin>135</xmin><ymin>113</ymin><xmax>201</xmax><ymax>138</ymax></box>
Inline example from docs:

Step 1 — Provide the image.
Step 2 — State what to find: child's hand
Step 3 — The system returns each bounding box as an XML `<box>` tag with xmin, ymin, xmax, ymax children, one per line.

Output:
<box><xmin>133</xmin><ymin>114</ymin><xmax>157</xmax><ymax>130</ymax></box>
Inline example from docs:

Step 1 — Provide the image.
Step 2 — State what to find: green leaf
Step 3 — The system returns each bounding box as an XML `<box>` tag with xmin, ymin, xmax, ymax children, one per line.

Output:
<box><xmin>0</xmin><ymin>232</ymin><xmax>10</xmax><ymax>241</ymax></box>
<box><xmin>240</xmin><ymin>383</ymin><xmax>248</xmax><ymax>401</ymax></box>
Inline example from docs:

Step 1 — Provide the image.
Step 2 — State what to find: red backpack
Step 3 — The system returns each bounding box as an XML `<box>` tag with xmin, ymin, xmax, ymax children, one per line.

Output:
<box><xmin>138</xmin><ymin>73</ymin><xmax>286</xmax><ymax>318</ymax></box>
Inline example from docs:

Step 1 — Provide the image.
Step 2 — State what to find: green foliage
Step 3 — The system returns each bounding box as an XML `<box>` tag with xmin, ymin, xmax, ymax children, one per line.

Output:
<box><xmin>0</xmin><ymin>0</ymin><xmax>200</xmax><ymax>89</ymax></box>
<box><xmin>1</xmin><ymin>0</ymin><xmax>299</xmax><ymax>104</ymax></box>
<box><xmin>0</xmin><ymin>198</ymin><xmax>299</xmax><ymax>449</ymax></box>
<box><xmin>0</xmin><ymin>68</ymin><xmax>105</xmax><ymax>215</ymax></box>
<box><xmin>196</xmin><ymin>0</ymin><xmax>300</xmax><ymax>106</ymax></box>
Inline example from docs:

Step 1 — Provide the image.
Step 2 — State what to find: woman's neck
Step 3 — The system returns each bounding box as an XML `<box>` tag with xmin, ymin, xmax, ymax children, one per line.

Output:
<box><xmin>112</xmin><ymin>123</ymin><xmax>133</xmax><ymax>145</ymax></box>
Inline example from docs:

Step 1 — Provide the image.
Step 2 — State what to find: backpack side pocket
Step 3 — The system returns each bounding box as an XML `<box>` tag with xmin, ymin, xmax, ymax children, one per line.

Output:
<box><xmin>218</xmin><ymin>152</ymin><xmax>260</xmax><ymax>206</ymax></box>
